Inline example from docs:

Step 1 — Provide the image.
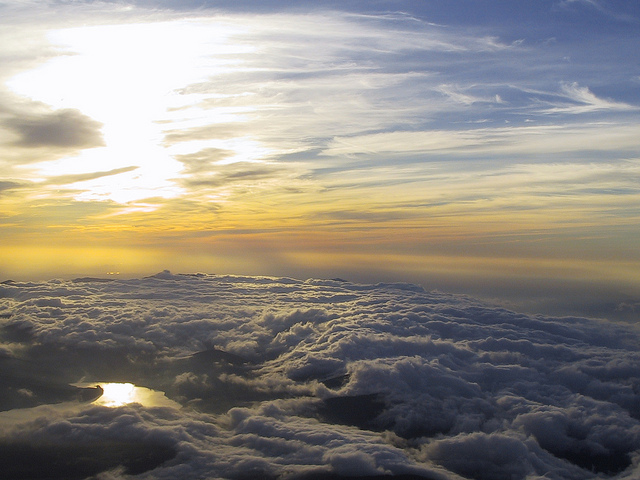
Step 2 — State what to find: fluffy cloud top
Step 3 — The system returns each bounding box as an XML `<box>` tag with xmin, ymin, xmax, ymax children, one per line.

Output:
<box><xmin>1</xmin><ymin>272</ymin><xmax>639</xmax><ymax>479</ymax></box>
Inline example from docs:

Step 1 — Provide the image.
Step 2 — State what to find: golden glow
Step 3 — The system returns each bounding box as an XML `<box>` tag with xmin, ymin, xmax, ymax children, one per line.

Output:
<box><xmin>0</xmin><ymin>245</ymin><xmax>170</xmax><ymax>280</ymax></box>
<box><xmin>81</xmin><ymin>383</ymin><xmax>180</xmax><ymax>408</ymax></box>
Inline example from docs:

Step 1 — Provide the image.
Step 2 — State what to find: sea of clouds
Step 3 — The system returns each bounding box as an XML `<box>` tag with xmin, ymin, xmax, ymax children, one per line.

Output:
<box><xmin>1</xmin><ymin>271</ymin><xmax>640</xmax><ymax>480</ymax></box>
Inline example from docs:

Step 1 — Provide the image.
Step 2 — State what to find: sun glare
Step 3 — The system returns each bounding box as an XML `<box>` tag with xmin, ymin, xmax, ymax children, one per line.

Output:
<box><xmin>86</xmin><ymin>382</ymin><xmax>180</xmax><ymax>408</ymax></box>
<box><xmin>97</xmin><ymin>383</ymin><xmax>136</xmax><ymax>407</ymax></box>
<box><xmin>6</xmin><ymin>18</ymin><xmax>260</xmax><ymax>205</ymax></box>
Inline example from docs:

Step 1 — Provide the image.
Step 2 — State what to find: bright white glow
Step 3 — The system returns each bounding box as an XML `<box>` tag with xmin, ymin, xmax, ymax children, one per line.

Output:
<box><xmin>84</xmin><ymin>382</ymin><xmax>180</xmax><ymax>408</ymax></box>
<box><xmin>6</xmin><ymin>19</ymin><xmax>263</xmax><ymax>205</ymax></box>
<box><xmin>98</xmin><ymin>382</ymin><xmax>136</xmax><ymax>407</ymax></box>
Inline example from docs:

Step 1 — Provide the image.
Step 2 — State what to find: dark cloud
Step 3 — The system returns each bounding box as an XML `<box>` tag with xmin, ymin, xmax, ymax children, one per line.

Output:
<box><xmin>175</xmin><ymin>154</ymin><xmax>288</xmax><ymax>190</ymax></box>
<box><xmin>5</xmin><ymin>107</ymin><xmax>104</xmax><ymax>149</ymax></box>
<box><xmin>175</xmin><ymin>148</ymin><xmax>236</xmax><ymax>175</ymax></box>
<box><xmin>1</xmin><ymin>273</ymin><xmax>640</xmax><ymax>479</ymax></box>
<box><xmin>0</xmin><ymin>180</ymin><xmax>25</xmax><ymax>195</ymax></box>
<box><xmin>0</xmin><ymin>94</ymin><xmax>106</xmax><ymax>168</ymax></box>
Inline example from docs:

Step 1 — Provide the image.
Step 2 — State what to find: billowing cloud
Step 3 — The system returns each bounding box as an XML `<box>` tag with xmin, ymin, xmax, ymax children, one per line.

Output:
<box><xmin>1</xmin><ymin>273</ymin><xmax>639</xmax><ymax>479</ymax></box>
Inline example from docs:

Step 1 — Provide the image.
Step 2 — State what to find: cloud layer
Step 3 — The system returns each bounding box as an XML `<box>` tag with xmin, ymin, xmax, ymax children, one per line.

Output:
<box><xmin>1</xmin><ymin>272</ymin><xmax>640</xmax><ymax>479</ymax></box>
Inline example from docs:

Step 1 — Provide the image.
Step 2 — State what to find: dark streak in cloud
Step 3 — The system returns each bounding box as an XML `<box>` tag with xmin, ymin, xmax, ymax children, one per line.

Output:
<box><xmin>0</xmin><ymin>438</ymin><xmax>177</xmax><ymax>479</ymax></box>
<box><xmin>176</xmin><ymin>156</ymin><xmax>288</xmax><ymax>190</ymax></box>
<box><xmin>44</xmin><ymin>166</ymin><xmax>139</xmax><ymax>185</ymax></box>
<box><xmin>175</xmin><ymin>147</ymin><xmax>236</xmax><ymax>174</ymax></box>
<box><xmin>0</xmin><ymin>180</ymin><xmax>25</xmax><ymax>195</ymax></box>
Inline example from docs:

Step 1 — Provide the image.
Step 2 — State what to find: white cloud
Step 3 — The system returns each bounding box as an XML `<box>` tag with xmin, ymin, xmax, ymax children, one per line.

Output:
<box><xmin>1</xmin><ymin>273</ymin><xmax>640</xmax><ymax>478</ymax></box>
<box><xmin>437</xmin><ymin>84</ymin><xmax>504</xmax><ymax>106</ymax></box>
<box><xmin>322</xmin><ymin>123</ymin><xmax>640</xmax><ymax>158</ymax></box>
<box><xmin>539</xmin><ymin>82</ymin><xmax>638</xmax><ymax>115</ymax></box>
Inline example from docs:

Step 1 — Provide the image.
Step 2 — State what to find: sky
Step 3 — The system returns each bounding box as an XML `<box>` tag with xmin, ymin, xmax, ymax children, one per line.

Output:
<box><xmin>1</xmin><ymin>273</ymin><xmax>640</xmax><ymax>479</ymax></box>
<box><xmin>1</xmin><ymin>0</ymin><xmax>639</xmax><ymax>320</ymax></box>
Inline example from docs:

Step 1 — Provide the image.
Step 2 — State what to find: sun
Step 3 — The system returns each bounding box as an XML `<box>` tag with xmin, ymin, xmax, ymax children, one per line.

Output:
<box><xmin>79</xmin><ymin>382</ymin><xmax>181</xmax><ymax>408</ymax></box>
<box><xmin>6</xmin><ymin>18</ymin><xmax>257</xmax><ymax>205</ymax></box>
<box><xmin>97</xmin><ymin>383</ymin><xmax>137</xmax><ymax>407</ymax></box>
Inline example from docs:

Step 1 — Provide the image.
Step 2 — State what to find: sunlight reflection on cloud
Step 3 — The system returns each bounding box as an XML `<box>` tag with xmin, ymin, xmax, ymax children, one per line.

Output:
<box><xmin>83</xmin><ymin>382</ymin><xmax>181</xmax><ymax>408</ymax></box>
